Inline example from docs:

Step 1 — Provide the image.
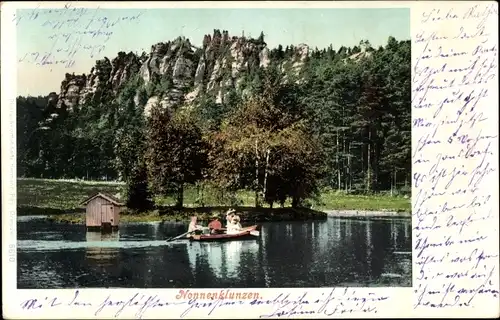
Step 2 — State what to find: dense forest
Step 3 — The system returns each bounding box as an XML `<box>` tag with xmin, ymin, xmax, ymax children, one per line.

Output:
<box><xmin>17</xmin><ymin>34</ymin><xmax>411</xmax><ymax>209</ymax></box>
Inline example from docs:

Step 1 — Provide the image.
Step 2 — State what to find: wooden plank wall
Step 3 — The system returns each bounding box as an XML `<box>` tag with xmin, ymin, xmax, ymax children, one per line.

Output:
<box><xmin>86</xmin><ymin>196</ymin><xmax>122</xmax><ymax>228</ymax></box>
<box><xmin>113</xmin><ymin>207</ymin><xmax>120</xmax><ymax>226</ymax></box>
<box><xmin>102</xmin><ymin>204</ymin><xmax>113</xmax><ymax>224</ymax></box>
<box><xmin>86</xmin><ymin>197</ymin><xmax>111</xmax><ymax>227</ymax></box>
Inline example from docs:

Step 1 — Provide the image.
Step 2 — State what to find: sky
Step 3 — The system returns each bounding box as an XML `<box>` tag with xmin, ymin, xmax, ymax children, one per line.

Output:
<box><xmin>16</xmin><ymin>7</ymin><xmax>410</xmax><ymax>96</ymax></box>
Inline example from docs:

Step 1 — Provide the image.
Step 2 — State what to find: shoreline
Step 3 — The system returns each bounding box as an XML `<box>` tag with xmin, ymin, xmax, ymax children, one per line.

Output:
<box><xmin>22</xmin><ymin>208</ymin><xmax>411</xmax><ymax>225</ymax></box>
<box><xmin>324</xmin><ymin>210</ymin><xmax>411</xmax><ymax>218</ymax></box>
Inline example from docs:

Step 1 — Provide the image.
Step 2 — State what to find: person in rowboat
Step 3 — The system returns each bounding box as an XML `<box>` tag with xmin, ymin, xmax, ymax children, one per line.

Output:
<box><xmin>227</xmin><ymin>215</ymin><xmax>243</xmax><ymax>235</ymax></box>
<box><xmin>208</xmin><ymin>213</ymin><xmax>223</xmax><ymax>234</ymax></box>
<box><xmin>225</xmin><ymin>208</ymin><xmax>236</xmax><ymax>228</ymax></box>
<box><xmin>188</xmin><ymin>216</ymin><xmax>204</xmax><ymax>235</ymax></box>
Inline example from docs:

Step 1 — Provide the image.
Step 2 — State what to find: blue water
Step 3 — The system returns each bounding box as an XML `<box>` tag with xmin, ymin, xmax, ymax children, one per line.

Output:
<box><xmin>17</xmin><ymin>216</ymin><xmax>412</xmax><ymax>288</ymax></box>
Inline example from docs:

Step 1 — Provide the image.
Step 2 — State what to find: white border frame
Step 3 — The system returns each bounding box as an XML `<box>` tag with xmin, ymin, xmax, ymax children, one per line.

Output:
<box><xmin>2</xmin><ymin>1</ymin><xmax>499</xmax><ymax>319</ymax></box>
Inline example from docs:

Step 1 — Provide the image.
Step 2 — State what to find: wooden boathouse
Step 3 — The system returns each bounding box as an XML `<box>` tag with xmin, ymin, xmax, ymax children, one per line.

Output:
<box><xmin>81</xmin><ymin>192</ymin><xmax>125</xmax><ymax>232</ymax></box>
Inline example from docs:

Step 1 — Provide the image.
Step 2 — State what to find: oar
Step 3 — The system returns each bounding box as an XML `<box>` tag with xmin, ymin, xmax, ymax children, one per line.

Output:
<box><xmin>167</xmin><ymin>226</ymin><xmax>211</xmax><ymax>242</ymax></box>
<box><xmin>167</xmin><ymin>225</ymin><xmax>215</xmax><ymax>242</ymax></box>
<box><xmin>167</xmin><ymin>230</ymin><xmax>193</xmax><ymax>242</ymax></box>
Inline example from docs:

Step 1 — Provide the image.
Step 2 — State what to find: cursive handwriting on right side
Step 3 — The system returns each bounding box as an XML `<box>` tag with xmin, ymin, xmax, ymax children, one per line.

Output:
<box><xmin>412</xmin><ymin>2</ymin><xmax>499</xmax><ymax>311</ymax></box>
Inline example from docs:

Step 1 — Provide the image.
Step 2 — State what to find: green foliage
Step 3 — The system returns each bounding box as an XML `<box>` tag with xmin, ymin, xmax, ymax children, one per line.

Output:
<box><xmin>17</xmin><ymin>35</ymin><xmax>411</xmax><ymax>212</ymax></box>
<box><xmin>125</xmin><ymin>159</ymin><xmax>154</xmax><ymax>210</ymax></box>
<box><xmin>302</xmin><ymin>37</ymin><xmax>411</xmax><ymax>193</ymax></box>
<box><xmin>144</xmin><ymin>74</ymin><xmax>174</xmax><ymax>98</ymax></box>
<box><xmin>113</xmin><ymin>75</ymin><xmax>155</xmax><ymax>209</ymax></box>
<box><xmin>16</xmin><ymin>96</ymin><xmax>48</xmax><ymax>177</ymax></box>
<box><xmin>209</xmin><ymin>70</ymin><xmax>323</xmax><ymax>208</ymax></box>
<box><xmin>145</xmin><ymin>104</ymin><xmax>208</xmax><ymax>208</ymax></box>
<box><xmin>114</xmin><ymin>122</ymin><xmax>154</xmax><ymax>211</ymax></box>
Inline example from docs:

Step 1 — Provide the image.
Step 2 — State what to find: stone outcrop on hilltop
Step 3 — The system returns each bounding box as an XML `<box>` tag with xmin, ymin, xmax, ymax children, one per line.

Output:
<box><xmin>56</xmin><ymin>52</ymin><xmax>143</xmax><ymax>110</ymax></box>
<box><xmin>52</xmin><ymin>30</ymin><xmax>310</xmax><ymax>115</ymax></box>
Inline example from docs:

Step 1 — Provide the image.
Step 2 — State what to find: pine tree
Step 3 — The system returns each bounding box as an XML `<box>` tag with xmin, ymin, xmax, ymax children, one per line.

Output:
<box><xmin>18</xmin><ymin>35</ymin><xmax>412</xmax><ymax>200</ymax></box>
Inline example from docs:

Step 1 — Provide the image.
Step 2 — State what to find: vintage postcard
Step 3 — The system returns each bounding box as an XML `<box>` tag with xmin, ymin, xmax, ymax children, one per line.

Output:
<box><xmin>1</xmin><ymin>1</ymin><xmax>498</xmax><ymax>319</ymax></box>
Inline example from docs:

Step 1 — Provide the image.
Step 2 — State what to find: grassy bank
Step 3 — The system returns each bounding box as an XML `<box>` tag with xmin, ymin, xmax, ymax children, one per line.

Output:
<box><xmin>46</xmin><ymin>206</ymin><xmax>328</xmax><ymax>225</ymax></box>
<box><xmin>316</xmin><ymin>190</ymin><xmax>410</xmax><ymax>212</ymax></box>
<box><xmin>17</xmin><ymin>178</ymin><xmax>411</xmax><ymax>223</ymax></box>
<box><xmin>17</xmin><ymin>178</ymin><xmax>123</xmax><ymax>214</ymax></box>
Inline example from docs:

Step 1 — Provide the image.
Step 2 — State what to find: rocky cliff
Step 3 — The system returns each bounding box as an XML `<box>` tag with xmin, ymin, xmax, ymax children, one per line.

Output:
<box><xmin>53</xmin><ymin>30</ymin><xmax>309</xmax><ymax>115</ymax></box>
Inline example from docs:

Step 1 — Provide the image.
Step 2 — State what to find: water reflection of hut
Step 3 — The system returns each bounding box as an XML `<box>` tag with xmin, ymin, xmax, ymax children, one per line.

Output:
<box><xmin>86</xmin><ymin>231</ymin><xmax>120</xmax><ymax>242</ymax></box>
<box><xmin>85</xmin><ymin>231</ymin><xmax>119</xmax><ymax>267</ymax></box>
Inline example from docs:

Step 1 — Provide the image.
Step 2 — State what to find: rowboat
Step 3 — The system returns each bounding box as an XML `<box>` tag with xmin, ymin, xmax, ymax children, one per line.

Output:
<box><xmin>189</xmin><ymin>225</ymin><xmax>260</xmax><ymax>242</ymax></box>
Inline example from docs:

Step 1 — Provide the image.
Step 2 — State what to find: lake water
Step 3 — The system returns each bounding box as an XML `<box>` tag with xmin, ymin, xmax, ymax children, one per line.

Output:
<box><xmin>17</xmin><ymin>216</ymin><xmax>412</xmax><ymax>288</ymax></box>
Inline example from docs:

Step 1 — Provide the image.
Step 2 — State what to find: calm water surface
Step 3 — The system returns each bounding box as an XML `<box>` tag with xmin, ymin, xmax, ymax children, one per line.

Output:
<box><xmin>17</xmin><ymin>216</ymin><xmax>412</xmax><ymax>288</ymax></box>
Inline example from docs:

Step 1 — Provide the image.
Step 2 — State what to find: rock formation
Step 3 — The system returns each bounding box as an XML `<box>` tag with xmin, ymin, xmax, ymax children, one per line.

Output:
<box><xmin>52</xmin><ymin>30</ymin><xmax>310</xmax><ymax>115</ymax></box>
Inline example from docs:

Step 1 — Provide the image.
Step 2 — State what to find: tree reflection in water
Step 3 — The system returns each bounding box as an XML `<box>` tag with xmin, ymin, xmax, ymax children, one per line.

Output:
<box><xmin>17</xmin><ymin>217</ymin><xmax>412</xmax><ymax>288</ymax></box>
<box><xmin>187</xmin><ymin>240</ymin><xmax>260</xmax><ymax>285</ymax></box>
